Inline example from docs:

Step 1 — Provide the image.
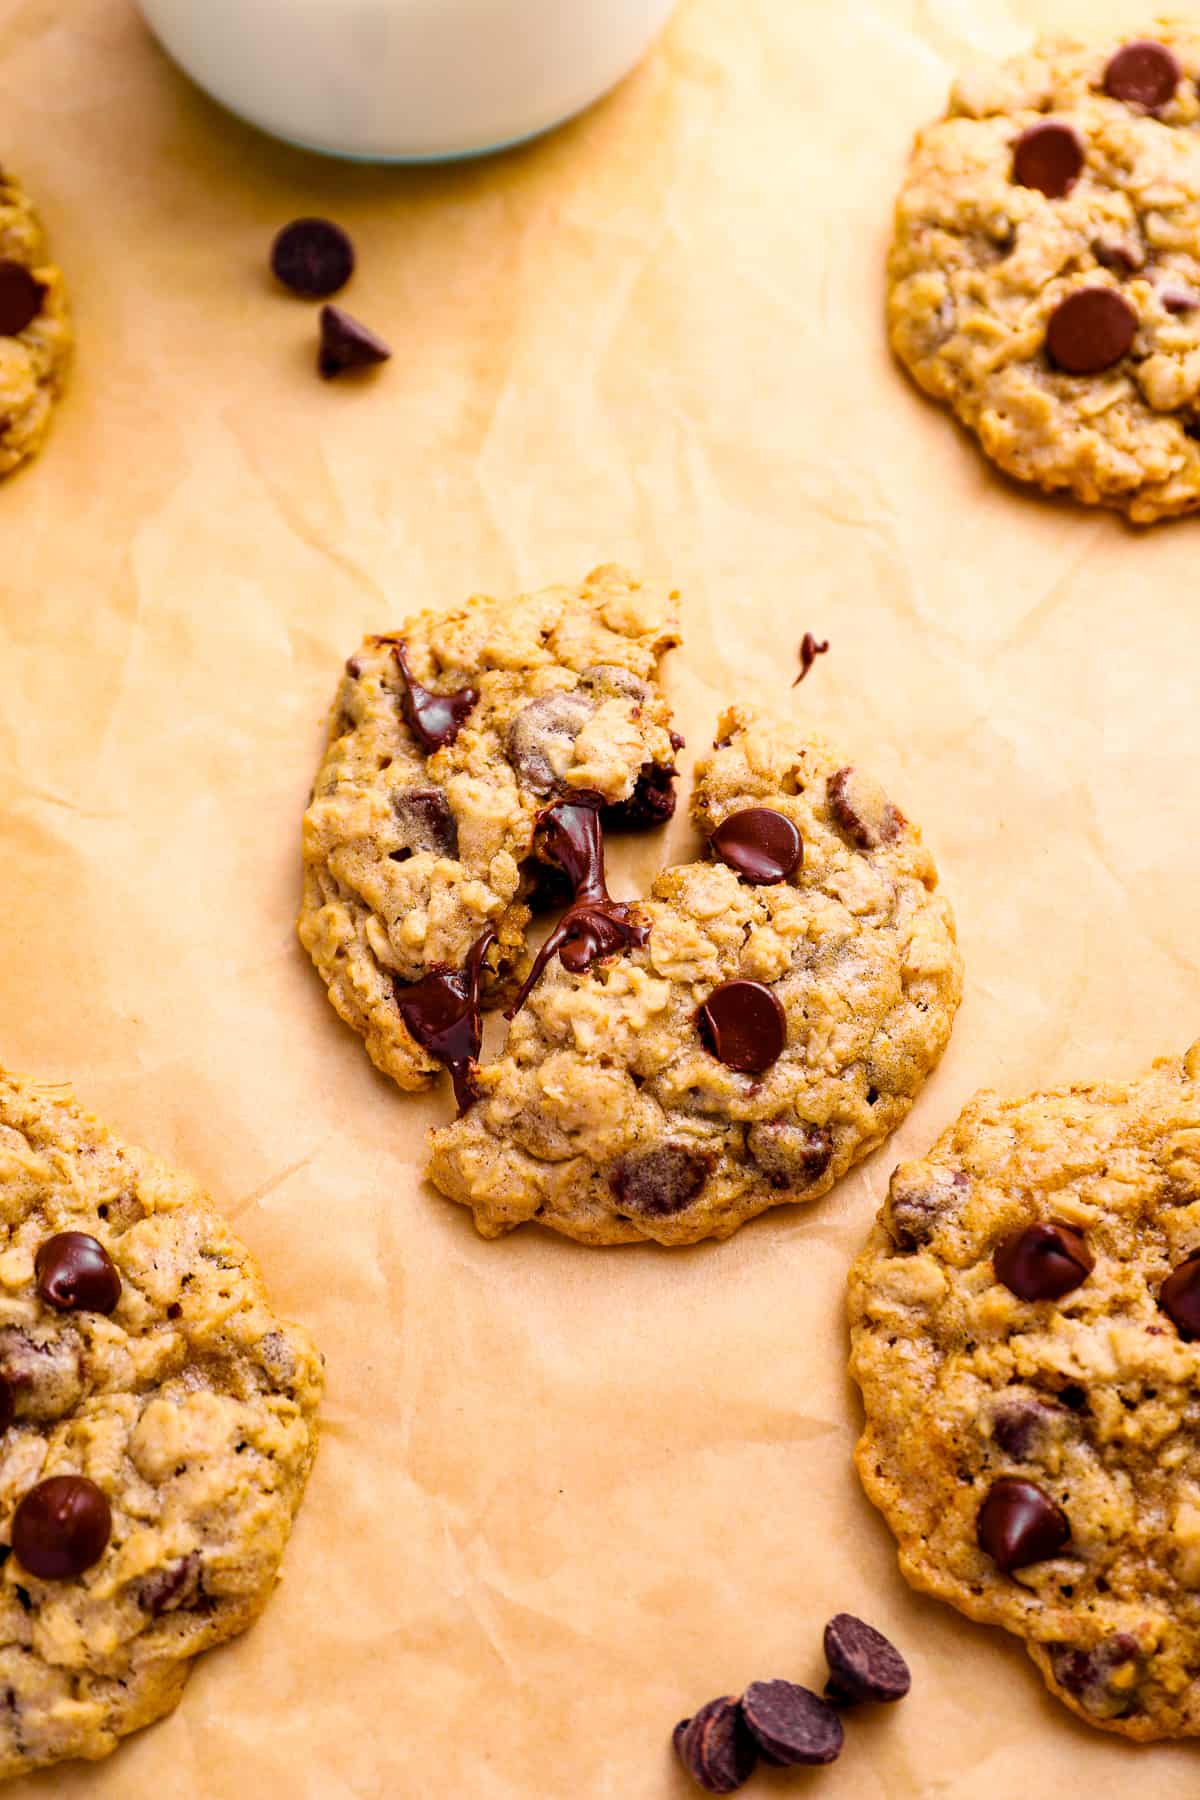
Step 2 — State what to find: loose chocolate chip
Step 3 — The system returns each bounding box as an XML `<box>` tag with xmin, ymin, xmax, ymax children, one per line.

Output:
<box><xmin>1160</xmin><ymin>1251</ymin><xmax>1200</xmax><ymax>1338</ymax></box>
<box><xmin>994</xmin><ymin>1221</ymin><xmax>1094</xmax><ymax>1302</ymax></box>
<box><xmin>1012</xmin><ymin>121</ymin><xmax>1085</xmax><ymax>198</ymax></box>
<box><xmin>677</xmin><ymin>1698</ymin><xmax>758</xmax><ymax>1795</ymax></box>
<box><xmin>977</xmin><ymin>1477</ymin><xmax>1070</xmax><ymax>1574</ymax></box>
<box><xmin>1046</xmin><ymin>288</ymin><xmax>1137</xmax><ymax>375</ymax></box>
<box><xmin>1103</xmin><ymin>40</ymin><xmax>1180</xmax><ymax>111</ymax></box>
<box><xmin>710</xmin><ymin>808</ymin><xmax>803</xmax><ymax>885</ymax></box>
<box><xmin>270</xmin><ymin>217</ymin><xmax>355</xmax><ymax>297</ymax></box>
<box><xmin>0</xmin><ymin>1374</ymin><xmax>12</xmax><ymax>1434</ymax></box>
<box><xmin>746</xmin><ymin>1120</ymin><xmax>833</xmax><ymax>1191</ymax></box>
<box><xmin>740</xmin><ymin>1681</ymin><xmax>843</xmax><ymax>1767</ymax></box>
<box><xmin>394</xmin><ymin>925</ymin><xmax>496</xmax><ymax>1113</ymax></box>
<box><xmin>137</xmin><ymin>1551</ymin><xmax>202</xmax><ymax>1616</ymax></box>
<box><xmin>886</xmin><ymin>1166</ymin><xmax>968</xmax><ymax>1251</ymax></box>
<box><xmin>697</xmin><ymin>981</ymin><xmax>786</xmax><ymax>1075</ymax></box>
<box><xmin>610</xmin><ymin>1146</ymin><xmax>711</xmax><ymax>1217</ymax></box>
<box><xmin>392</xmin><ymin>642</ymin><xmax>478</xmax><ymax>754</ymax></box>
<box><xmin>1049</xmin><ymin>1635</ymin><xmax>1139</xmax><ymax>1717</ymax></box>
<box><xmin>0</xmin><ymin>261</ymin><xmax>44</xmax><ymax>337</ymax></box>
<box><xmin>827</xmin><ymin>766</ymin><xmax>902</xmax><ymax>850</ymax></box>
<box><xmin>792</xmin><ymin>631</ymin><xmax>830</xmax><ymax>687</ymax></box>
<box><xmin>823</xmin><ymin>1613</ymin><xmax>911</xmax><ymax>1705</ymax></box>
<box><xmin>318</xmin><ymin>304</ymin><xmax>391</xmax><ymax>378</ymax></box>
<box><xmin>506</xmin><ymin>690</ymin><xmax>594</xmax><ymax>794</ymax></box>
<box><xmin>992</xmin><ymin>1399</ymin><xmax>1048</xmax><ymax>1461</ymax></box>
<box><xmin>601</xmin><ymin>762</ymin><xmax>678</xmax><ymax>831</ymax></box>
<box><xmin>12</xmin><ymin>1475</ymin><xmax>112</xmax><ymax>1579</ymax></box>
<box><xmin>391</xmin><ymin>787</ymin><xmax>459</xmax><ymax>859</ymax></box>
<box><xmin>35</xmin><ymin>1233</ymin><xmax>121</xmax><ymax>1315</ymax></box>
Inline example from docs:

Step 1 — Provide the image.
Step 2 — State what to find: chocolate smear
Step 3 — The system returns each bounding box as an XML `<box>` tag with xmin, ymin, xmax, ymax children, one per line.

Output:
<box><xmin>792</xmin><ymin>632</ymin><xmax>830</xmax><ymax>687</ymax></box>
<box><xmin>391</xmin><ymin>641</ymin><xmax>478</xmax><ymax>754</ymax></box>
<box><xmin>393</xmin><ymin>926</ymin><xmax>496</xmax><ymax>1112</ymax></box>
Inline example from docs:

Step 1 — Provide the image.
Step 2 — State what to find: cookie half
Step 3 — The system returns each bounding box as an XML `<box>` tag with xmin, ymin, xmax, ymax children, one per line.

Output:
<box><xmin>427</xmin><ymin>705</ymin><xmax>962</xmax><ymax>1246</ymax></box>
<box><xmin>849</xmin><ymin>1042</ymin><xmax>1200</xmax><ymax>1739</ymax></box>
<box><xmin>889</xmin><ymin>25</ymin><xmax>1200</xmax><ymax>521</ymax></box>
<box><xmin>0</xmin><ymin>165</ymin><xmax>71</xmax><ymax>478</ymax></box>
<box><xmin>0</xmin><ymin>1071</ymin><xmax>322</xmax><ymax>1780</ymax></box>
<box><xmin>299</xmin><ymin>565</ymin><xmax>681</xmax><ymax>1095</ymax></box>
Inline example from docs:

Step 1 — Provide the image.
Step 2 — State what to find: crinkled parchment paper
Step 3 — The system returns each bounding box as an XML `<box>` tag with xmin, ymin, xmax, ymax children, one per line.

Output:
<box><xmin>2</xmin><ymin>0</ymin><xmax>1200</xmax><ymax>1792</ymax></box>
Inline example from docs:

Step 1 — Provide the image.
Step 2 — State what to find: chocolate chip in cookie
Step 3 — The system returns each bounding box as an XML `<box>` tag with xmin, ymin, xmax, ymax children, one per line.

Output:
<box><xmin>0</xmin><ymin>261</ymin><xmax>44</xmax><ymax>336</ymax></box>
<box><xmin>710</xmin><ymin>808</ymin><xmax>803</xmax><ymax>885</ymax></box>
<box><xmin>1160</xmin><ymin>1250</ymin><xmax>1200</xmax><ymax>1339</ymax></box>
<box><xmin>746</xmin><ymin>1121</ymin><xmax>833</xmax><ymax>1191</ymax></box>
<box><xmin>391</xmin><ymin>787</ymin><xmax>459</xmax><ymax>859</ymax></box>
<box><xmin>611</xmin><ymin>1146</ymin><xmax>711</xmax><ymax>1217</ymax></box>
<box><xmin>1012</xmin><ymin>122</ymin><xmax>1085</xmax><ymax>199</ymax></box>
<box><xmin>391</xmin><ymin>642</ymin><xmax>478</xmax><ymax>754</ymax></box>
<box><xmin>827</xmin><ymin>767</ymin><xmax>902</xmax><ymax>850</ymax></box>
<box><xmin>506</xmin><ymin>690</ymin><xmax>594</xmax><ymax>794</ymax></box>
<box><xmin>823</xmin><ymin>1613</ymin><xmax>911</xmax><ymax>1705</ymax></box>
<box><xmin>697</xmin><ymin>980</ymin><xmax>786</xmax><ymax>1075</ymax></box>
<box><xmin>1046</xmin><ymin>288</ymin><xmax>1137</xmax><ymax>376</ymax></box>
<box><xmin>1103</xmin><ymin>40</ymin><xmax>1180</xmax><ymax>111</ymax></box>
<box><xmin>35</xmin><ymin>1233</ymin><xmax>121</xmax><ymax>1315</ymax></box>
<box><xmin>136</xmin><ymin>1552</ymin><xmax>203</xmax><ymax>1616</ymax></box>
<box><xmin>740</xmin><ymin>1681</ymin><xmax>843</xmax><ymax>1767</ymax></box>
<box><xmin>1048</xmin><ymin>1636</ymin><xmax>1140</xmax><ymax>1719</ymax></box>
<box><xmin>977</xmin><ymin>1477</ymin><xmax>1070</xmax><ymax>1574</ymax></box>
<box><xmin>13</xmin><ymin>1475</ymin><xmax>112</xmax><ymax>1580</ymax></box>
<box><xmin>885</xmin><ymin>1166</ymin><xmax>968</xmax><ymax>1251</ymax></box>
<box><xmin>393</xmin><ymin>925</ymin><xmax>496</xmax><ymax>1112</ymax></box>
<box><xmin>994</xmin><ymin>1221</ymin><xmax>1094</xmax><ymax>1302</ymax></box>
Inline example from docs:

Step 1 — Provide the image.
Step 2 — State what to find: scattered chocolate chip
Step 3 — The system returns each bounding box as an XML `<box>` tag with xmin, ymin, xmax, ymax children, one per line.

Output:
<box><xmin>601</xmin><ymin>761</ymin><xmax>678</xmax><ymax>831</ymax></box>
<box><xmin>1049</xmin><ymin>1635</ymin><xmax>1139</xmax><ymax>1717</ymax></box>
<box><xmin>270</xmin><ymin>217</ymin><xmax>355</xmax><ymax>298</ymax></box>
<box><xmin>746</xmin><ymin>1120</ymin><xmax>833</xmax><ymax>1190</ymax></box>
<box><xmin>827</xmin><ymin>766</ymin><xmax>902</xmax><ymax>850</ymax></box>
<box><xmin>1091</xmin><ymin>239</ymin><xmax>1144</xmax><ymax>275</ymax></box>
<box><xmin>1103</xmin><ymin>40</ymin><xmax>1180</xmax><ymax>111</ymax></box>
<box><xmin>740</xmin><ymin>1681</ymin><xmax>843</xmax><ymax>1767</ymax></box>
<box><xmin>710</xmin><ymin>808</ymin><xmax>803</xmax><ymax>885</ymax></box>
<box><xmin>823</xmin><ymin>1614</ymin><xmax>911</xmax><ymax>1705</ymax></box>
<box><xmin>1046</xmin><ymin>288</ymin><xmax>1137</xmax><ymax>375</ymax></box>
<box><xmin>1012</xmin><ymin>121</ymin><xmax>1085</xmax><ymax>198</ymax></box>
<box><xmin>0</xmin><ymin>1374</ymin><xmax>12</xmax><ymax>1435</ymax></box>
<box><xmin>676</xmin><ymin>1698</ymin><xmax>758</xmax><ymax>1795</ymax></box>
<box><xmin>1162</xmin><ymin>288</ymin><xmax>1199</xmax><ymax>314</ymax></box>
<box><xmin>886</xmin><ymin>1166</ymin><xmax>968</xmax><ymax>1251</ymax></box>
<box><xmin>1160</xmin><ymin>1250</ymin><xmax>1200</xmax><ymax>1338</ymax></box>
<box><xmin>393</xmin><ymin>925</ymin><xmax>496</xmax><ymax>1113</ymax></box>
<box><xmin>391</xmin><ymin>642</ymin><xmax>478</xmax><ymax>754</ymax></box>
<box><xmin>0</xmin><ymin>1327</ymin><xmax>83</xmax><ymax>1422</ymax></box>
<box><xmin>610</xmin><ymin>1145</ymin><xmax>711</xmax><ymax>1217</ymax></box>
<box><xmin>506</xmin><ymin>690</ymin><xmax>594</xmax><ymax>794</ymax></box>
<box><xmin>697</xmin><ymin>980</ymin><xmax>787</xmax><ymax>1075</ymax></box>
<box><xmin>977</xmin><ymin>1477</ymin><xmax>1070</xmax><ymax>1574</ymax></box>
<box><xmin>994</xmin><ymin>1221</ymin><xmax>1094</xmax><ymax>1302</ymax></box>
<box><xmin>0</xmin><ymin>261</ymin><xmax>44</xmax><ymax>337</ymax></box>
<box><xmin>35</xmin><ymin>1233</ymin><xmax>121</xmax><ymax>1315</ymax></box>
<box><xmin>792</xmin><ymin>632</ymin><xmax>830</xmax><ymax>688</ymax></box>
<box><xmin>137</xmin><ymin>1551</ymin><xmax>202</xmax><ymax>1616</ymax></box>
<box><xmin>12</xmin><ymin>1475</ymin><xmax>112</xmax><ymax>1579</ymax></box>
<box><xmin>391</xmin><ymin>787</ymin><xmax>459</xmax><ymax>859</ymax></box>
<box><xmin>992</xmin><ymin>1399</ymin><xmax>1050</xmax><ymax>1461</ymax></box>
<box><xmin>318</xmin><ymin>304</ymin><xmax>391</xmax><ymax>379</ymax></box>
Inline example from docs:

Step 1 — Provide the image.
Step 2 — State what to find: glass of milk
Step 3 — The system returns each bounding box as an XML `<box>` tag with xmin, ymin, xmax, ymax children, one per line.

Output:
<box><xmin>137</xmin><ymin>0</ymin><xmax>679</xmax><ymax>162</ymax></box>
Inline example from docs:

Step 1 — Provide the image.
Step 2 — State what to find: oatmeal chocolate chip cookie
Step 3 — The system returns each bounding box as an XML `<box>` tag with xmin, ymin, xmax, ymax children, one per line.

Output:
<box><xmin>848</xmin><ymin>1042</ymin><xmax>1200</xmax><ymax>1739</ymax></box>
<box><xmin>298</xmin><ymin>566</ymin><xmax>680</xmax><ymax>1098</ymax></box>
<box><xmin>0</xmin><ymin>165</ymin><xmax>71</xmax><ymax>479</ymax></box>
<box><xmin>427</xmin><ymin>706</ymin><xmax>961</xmax><ymax>1246</ymax></box>
<box><xmin>0</xmin><ymin>1070</ymin><xmax>322</xmax><ymax>1780</ymax></box>
<box><xmin>888</xmin><ymin>25</ymin><xmax>1200</xmax><ymax>521</ymax></box>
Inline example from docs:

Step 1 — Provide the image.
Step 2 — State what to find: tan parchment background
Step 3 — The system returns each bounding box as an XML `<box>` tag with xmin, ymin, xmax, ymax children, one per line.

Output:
<box><xmin>2</xmin><ymin>0</ymin><xmax>1200</xmax><ymax>1793</ymax></box>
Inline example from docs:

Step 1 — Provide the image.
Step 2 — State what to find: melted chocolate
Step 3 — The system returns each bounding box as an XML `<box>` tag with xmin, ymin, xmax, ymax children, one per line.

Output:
<box><xmin>792</xmin><ymin>632</ymin><xmax>830</xmax><ymax>688</ymax></box>
<box><xmin>507</xmin><ymin>799</ymin><xmax>648</xmax><ymax>1017</ymax></box>
<box><xmin>391</xmin><ymin>642</ymin><xmax>478</xmax><ymax>754</ymax></box>
<box><xmin>393</xmin><ymin>926</ymin><xmax>496</xmax><ymax>1112</ymax></box>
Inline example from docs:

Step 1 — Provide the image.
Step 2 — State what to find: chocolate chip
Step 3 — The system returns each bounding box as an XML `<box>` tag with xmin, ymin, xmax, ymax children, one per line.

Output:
<box><xmin>886</xmin><ymin>1166</ymin><xmax>968</xmax><ymax>1251</ymax></box>
<box><xmin>746</xmin><ymin>1121</ymin><xmax>833</xmax><ymax>1190</ymax></box>
<box><xmin>1092</xmin><ymin>239</ymin><xmax>1144</xmax><ymax>275</ymax></box>
<box><xmin>792</xmin><ymin>632</ymin><xmax>830</xmax><ymax>687</ymax></box>
<box><xmin>0</xmin><ymin>1327</ymin><xmax>83</xmax><ymax>1422</ymax></box>
<box><xmin>12</xmin><ymin>1475</ymin><xmax>112</xmax><ymax>1579</ymax></box>
<box><xmin>676</xmin><ymin>1698</ymin><xmax>758</xmax><ymax>1794</ymax></box>
<box><xmin>610</xmin><ymin>1146</ymin><xmax>711</xmax><ymax>1216</ymax></box>
<box><xmin>827</xmin><ymin>766</ymin><xmax>902</xmax><ymax>850</ymax></box>
<box><xmin>137</xmin><ymin>1551</ymin><xmax>202</xmax><ymax>1616</ymax></box>
<box><xmin>506</xmin><ymin>690</ymin><xmax>594</xmax><ymax>794</ymax></box>
<box><xmin>698</xmin><ymin>981</ymin><xmax>786</xmax><ymax>1075</ymax></box>
<box><xmin>1103</xmin><ymin>40</ymin><xmax>1180</xmax><ymax>111</ymax></box>
<box><xmin>992</xmin><ymin>1399</ymin><xmax>1048</xmax><ymax>1461</ymax></box>
<box><xmin>1012</xmin><ymin>122</ymin><xmax>1085</xmax><ymax>198</ymax></box>
<box><xmin>1160</xmin><ymin>1250</ymin><xmax>1200</xmax><ymax>1338</ymax></box>
<box><xmin>1163</xmin><ymin>288</ymin><xmax>1200</xmax><ymax>315</ymax></box>
<box><xmin>318</xmin><ymin>304</ymin><xmax>391</xmax><ymax>378</ymax></box>
<box><xmin>0</xmin><ymin>1375</ymin><xmax>12</xmax><ymax>1435</ymax></box>
<box><xmin>672</xmin><ymin>1718</ymin><xmax>692</xmax><ymax>1757</ymax></box>
<box><xmin>392</xmin><ymin>642</ymin><xmax>478</xmax><ymax>755</ymax></box>
<box><xmin>35</xmin><ymin>1233</ymin><xmax>121</xmax><ymax>1315</ymax></box>
<box><xmin>823</xmin><ymin>1614</ymin><xmax>911</xmax><ymax>1705</ymax></box>
<box><xmin>710</xmin><ymin>809</ymin><xmax>803</xmax><ymax>885</ymax></box>
<box><xmin>994</xmin><ymin>1221</ymin><xmax>1094</xmax><ymax>1302</ymax></box>
<box><xmin>1046</xmin><ymin>288</ymin><xmax>1137</xmax><ymax>375</ymax></box>
<box><xmin>601</xmin><ymin>762</ymin><xmax>678</xmax><ymax>831</ymax></box>
<box><xmin>977</xmin><ymin>1477</ymin><xmax>1070</xmax><ymax>1574</ymax></box>
<box><xmin>1048</xmin><ymin>1635</ymin><xmax>1139</xmax><ymax>1717</ymax></box>
<box><xmin>576</xmin><ymin>663</ymin><xmax>649</xmax><ymax>703</ymax></box>
<box><xmin>0</xmin><ymin>261</ymin><xmax>44</xmax><ymax>337</ymax></box>
<box><xmin>740</xmin><ymin>1681</ymin><xmax>843</xmax><ymax>1767</ymax></box>
<box><xmin>391</xmin><ymin>787</ymin><xmax>459</xmax><ymax>859</ymax></box>
<box><xmin>270</xmin><ymin>217</ymin><xmax>355</xmax><ymax>297</ymax></box>
<box><xmin>394</xmin><ymin>925</ymin><xmax>496</xmax><ymax>1113</ymax></box>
